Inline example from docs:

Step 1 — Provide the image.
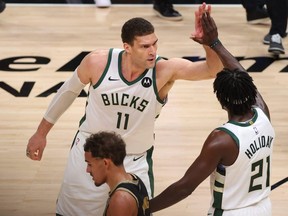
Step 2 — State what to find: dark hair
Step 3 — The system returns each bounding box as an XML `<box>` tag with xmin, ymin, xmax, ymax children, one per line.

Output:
<box><xmin>213</xmin><ymin>69</ymin><xmax>257</xmax><ymax>115</ymax></box>
<box><xmin>84</xmin><ymin>131</ymin><xmax>126</xmax><ymax>166</ymax></box>
<box><xmin>121</xmin><ymin>17</ymin><xmax>155</xmax><ymax>45</ymax></box>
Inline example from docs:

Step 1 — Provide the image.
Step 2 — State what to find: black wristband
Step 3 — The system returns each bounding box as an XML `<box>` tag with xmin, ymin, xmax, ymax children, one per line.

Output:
<box><xmin>209</xmin><ymin>39</ymin><xmax>221</xmax><ymax>49</ymax></box>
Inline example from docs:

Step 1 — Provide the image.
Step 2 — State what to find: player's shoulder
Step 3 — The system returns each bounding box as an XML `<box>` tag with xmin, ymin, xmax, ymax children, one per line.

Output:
<box><xmin>87</xmin><ymin>49</ymin><xmax>110</xmax><ymax>60</ymax></box>
<box><xmin>155</xmin><ymin>57</ymin><xmax>174</xmax><ymax>72</ymax></box>
<box><xmin>206</xmin><ymin>129</ymin><xmax>235</xmax><ymax>147</ymax></box>
<box><xmin>110</xmin><ymin>189</ymin><xmax>138</xmax><ymax>210</ymax></box>
<box><xmin>106</xmin><ymin>190</ymin><xmax>138</xmax><ymax>215</ymax></box>
<box><xmin>77</xmin><ymin>49</ymin><xmax>111</xmax><ymax>79</ymax></box>
<box><xmin>82</xmin><ymin>49</ymin><xmax>110</xmax><ymax>67</ymax></box>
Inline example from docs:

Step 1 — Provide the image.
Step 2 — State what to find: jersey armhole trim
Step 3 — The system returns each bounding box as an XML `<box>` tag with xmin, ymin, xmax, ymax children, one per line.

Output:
<box><xmin>217</xmin><ymin>127</ymin><xmax>239</xmax><ymax>148</ymax></box>
<box><xmin>153</xmin><ymin>56</ymin><xmax>166</xmax><ymax>104</ymax></box>
<box><xmin>93</xmin><ymin>48</ymin><xmax>113</xmax><ymax>89</ymax></box>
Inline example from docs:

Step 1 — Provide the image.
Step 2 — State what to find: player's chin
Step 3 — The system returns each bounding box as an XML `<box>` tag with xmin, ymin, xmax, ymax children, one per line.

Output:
<box><xmin>94</xmin><ymin>182</ymin><xmax>102</xmax><ymax>187</ymax></box>
<box><xmin>147</xmin><ymin>59</ymin><xmax>156</xmax><ymax>68</ymax></box>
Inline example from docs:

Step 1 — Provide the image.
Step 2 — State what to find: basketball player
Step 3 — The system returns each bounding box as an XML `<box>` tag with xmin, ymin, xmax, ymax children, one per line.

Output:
<box><xmin>84</xmin><ymin>131</ymin><xmax>150</xmax><ymax>216</ymax></box>
<box><xmin>150</xmin><ymin>12</ymin><xmax>275</xmax><ymax>216</ymax></box>
<box><xmin>26</xmin><ymin>3</ymin><xmax>229</xmax><ymax>216</ymax></box>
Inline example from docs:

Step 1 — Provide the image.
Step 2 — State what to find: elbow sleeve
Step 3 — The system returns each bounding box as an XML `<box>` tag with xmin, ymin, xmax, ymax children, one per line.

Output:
<box><xmin>44</xmin><ymin>70</ymin><xmax>86</xmax><ymax>124</ymax></box>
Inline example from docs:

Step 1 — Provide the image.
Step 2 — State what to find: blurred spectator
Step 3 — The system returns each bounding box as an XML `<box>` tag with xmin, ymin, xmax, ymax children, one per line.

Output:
<box><xmin>153</xmin><ymin>0</ymin><xmax>182</xmax><ymax>21</ymax></box>
<box><xmin>67</xmin><ymin>0</ymin><xmax>183</xmax><ymax>20</ymax></box>
<box><xmin>0</xmin><ymin>0</ymin><xmax>6</xmax><ymax>13</ymax></box>
<box><xmin>263</xmin><ymin>0</ymin><xmax>287</xmax><ymax>55</ymax></box>
<box><xmin>66</xmin><ymin>0</ymin><xmax>111</xmax><ymax>7</ymax></box>
<box><xmin>241</xmin><ymin>0</ymin><xmax>269</xmax><ymax>24</ymax></box>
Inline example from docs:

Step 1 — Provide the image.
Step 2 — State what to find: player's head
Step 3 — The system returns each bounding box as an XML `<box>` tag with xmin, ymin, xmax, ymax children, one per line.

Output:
<box><xmin>84</xmin><ymin>131</ymin><xmax>126</xmax><ymax>166</ymax></box>
<box><xmin>213</xmin><ymin>69</ymin><xmax>257</xmax><ymax>115</ymax></box>
<box><xmin>121</xmin><ymin>17</ymin><xmax>155</xmax><ymax>45</ymax></box>
<box><xmin>84</xmin><ymin>131</ymin><xmax>126</xmax><ymax>186</ymax></box>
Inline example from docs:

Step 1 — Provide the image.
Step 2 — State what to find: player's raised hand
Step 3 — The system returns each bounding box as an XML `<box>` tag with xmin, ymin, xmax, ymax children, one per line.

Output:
<box><xmin>190</xmin><ymin>2</ymin><xmax>211</xmax><ymax>43</ymax></box>
<box><xmin>200</xmin><ymin>10</ymin><xmax>219</xmax><ymax>47</ymax></box>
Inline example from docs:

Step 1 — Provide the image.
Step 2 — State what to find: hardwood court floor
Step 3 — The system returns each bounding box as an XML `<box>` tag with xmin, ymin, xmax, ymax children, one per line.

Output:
<box><xmin>0</xmin><ymin>3</ymin><xmax>287</xmax><ymax>216</ymax></box>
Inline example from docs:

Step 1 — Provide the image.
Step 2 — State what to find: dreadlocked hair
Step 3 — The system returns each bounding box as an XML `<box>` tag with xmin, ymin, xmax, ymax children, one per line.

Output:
<box><xmin>213</xmin><ymin>68</ymin><xmax>257</xmax><ymax>115</ymax></box>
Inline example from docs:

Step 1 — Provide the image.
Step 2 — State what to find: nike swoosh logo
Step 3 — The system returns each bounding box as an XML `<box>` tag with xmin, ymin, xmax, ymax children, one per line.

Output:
<box><xmin>133</xmin><ymin>155</ymin><xmax>144</xmax><ymax>161</ymax></box>
<box><xmin>108</xmin><ymin>76</ymin><xmax>119</xmax><ymax>81</ymax></box>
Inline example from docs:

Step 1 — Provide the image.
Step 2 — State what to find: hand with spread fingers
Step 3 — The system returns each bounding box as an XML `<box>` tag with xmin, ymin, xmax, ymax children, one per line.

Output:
<box><xmin>191</xmin><ymin>3</ymin><xmax>219</xmax><ymax>48</ymax></box>
<box><xmin>191</xmin><ymin>3</ymin><xmax>211</xmax><ymax>43</ymax></box>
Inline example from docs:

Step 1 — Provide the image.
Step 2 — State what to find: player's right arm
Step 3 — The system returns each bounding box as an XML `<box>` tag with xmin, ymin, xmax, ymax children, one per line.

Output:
<box><xmin>26</xmin><ymin>50</ymin><xmax>109</xmax><ymax>161</ymax></box>
<box><xmin>200</xmin><ymin>12</ymin><xmax>270</xmax><ymax>120</ymax></box>
<box><xmin>26</xmin><ymin>67</ymin><xmax>86</xmax><ymax>161</ymax></box>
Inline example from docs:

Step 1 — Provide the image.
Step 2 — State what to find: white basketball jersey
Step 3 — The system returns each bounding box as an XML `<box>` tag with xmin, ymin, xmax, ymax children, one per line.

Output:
<box><xmin>209</xmin><ymin>107</ymin><xmax>275</xmax><ymax>213</ymax></box>
<box><xmin>78</xmin><ymin>48</ymin><xmax>165</xmax><ymax>154</ymax></box>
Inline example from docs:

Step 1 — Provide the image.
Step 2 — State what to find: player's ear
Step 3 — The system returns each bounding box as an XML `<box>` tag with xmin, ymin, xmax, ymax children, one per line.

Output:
<box><xmin>123</xmin><ymin>42</ymin><xmax>132</xmax><ymax>54</ymax></box>
<box><xmin>103</xmin><ymin>158</ymin><xmax>112</xmax><ymax>168</ymax></box>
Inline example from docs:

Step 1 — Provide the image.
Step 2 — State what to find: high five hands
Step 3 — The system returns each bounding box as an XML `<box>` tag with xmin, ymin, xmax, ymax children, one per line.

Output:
<box><xmin>191</xmin><ymin>2</ymin><xmax>219</xmax><ymax>47</ymax></box>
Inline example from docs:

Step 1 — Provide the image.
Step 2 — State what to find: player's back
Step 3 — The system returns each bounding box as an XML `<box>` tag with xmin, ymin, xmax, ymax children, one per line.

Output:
<box><xmin>209</xmin><ymin>107</ymin><xmax>275</xmax><ymax>215</ymax></box>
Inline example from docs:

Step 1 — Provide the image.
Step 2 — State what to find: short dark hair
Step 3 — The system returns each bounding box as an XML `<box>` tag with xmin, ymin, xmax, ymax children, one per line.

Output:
<box><xmin>121</xmin><ymin>17</ymin><xmax>155</xmax><ymax>45</ymax></box>
<box><xmin>84</xmin><ymin>131</ymin><xmax>126</xmax><ymax>166</ymax></box>
<box><xmin>213</xmin><ymin>69</ymin><xmax>257</xmax><ymax>115</ymax></box>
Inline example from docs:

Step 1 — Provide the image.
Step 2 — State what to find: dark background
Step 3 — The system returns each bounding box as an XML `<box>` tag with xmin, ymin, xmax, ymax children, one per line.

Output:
<box><xmin>4</xmin><ymin>0</ymin><xmax>242</xmax><ymax>4</ymax></box>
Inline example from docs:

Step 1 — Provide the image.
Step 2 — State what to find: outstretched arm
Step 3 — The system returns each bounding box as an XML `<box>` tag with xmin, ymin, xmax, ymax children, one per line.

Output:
<box><xmin>193</xmin><ymin>11</ymin><xmax>244</xmax><ymax>71</ymax></box>
<box><xmin>160</xmin><ymin>3</ymin><xmax>223</xmax><ymax>83</ymax></box>
<box><xmin>198</xmin><ymin>12</ymin><xmax>270</xmax><ymax>119</ymax></box>
<box><xmin>192</xmin><ymin>3</ymin><xmax>223</xmax><ymax>79</ymax></box>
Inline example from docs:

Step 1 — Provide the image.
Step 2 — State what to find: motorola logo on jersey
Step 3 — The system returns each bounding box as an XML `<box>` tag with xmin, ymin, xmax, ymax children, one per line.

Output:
<box><xmin>141</xmin><ymin>77</ymin><xmax>152</xmax><ymax>88</ymax></box>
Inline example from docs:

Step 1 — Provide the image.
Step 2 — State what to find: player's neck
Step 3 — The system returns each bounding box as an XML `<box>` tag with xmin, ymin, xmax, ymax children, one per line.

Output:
<box><xmin>122</xmin><ymin>52</ymin><xmax>146</xmax><ymax>81</ymax></box>
<box><xmin>107</xmin><ymin>167</ymin><xmax>132</xmax><ymax>190</ymax></box>
<box><xmin>228</xmin><ymin>109</ymin><xmax>254</xmax><ymax>122</ymax></box>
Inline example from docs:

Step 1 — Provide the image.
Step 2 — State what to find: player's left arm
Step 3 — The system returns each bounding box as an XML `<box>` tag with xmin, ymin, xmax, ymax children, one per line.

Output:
<box><xmin>164</xmin><ymin>5</ymin><xmax>225</xmax><ymax>82</ymax></box>
<box><xmin>166</xmin><ymin>46</ymin><xmax>223</xmax><ymax>82</ymax></box>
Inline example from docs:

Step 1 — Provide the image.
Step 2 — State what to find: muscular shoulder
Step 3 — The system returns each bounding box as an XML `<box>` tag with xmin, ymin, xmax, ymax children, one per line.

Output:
<box><xmin>107</xmin><ymin>190</ymin><xmax>138</xmax><ymax>216</ymax></box>
<box><xmin>84</xmin><ymin>49</ymin><xmax>110</xmax><ymax>67</ymax></box>
<box><xmin>155</xmin><ymin>58</ymin><xmax>180</xmax><ymax>87</ymax></box>
<box><xmin>155</xmin><ymin>58</ymin><xmax>177</xmax><ymax>77</ymax></box>
<box><xmin>77</xmin><ymin>49</ymin><xmax>110</xmax><ymax>84</ymax></box>
<box><xmin>204</xmin><ymin>129</ymin><xmax>238</xmax><ymax>166</ymax></box>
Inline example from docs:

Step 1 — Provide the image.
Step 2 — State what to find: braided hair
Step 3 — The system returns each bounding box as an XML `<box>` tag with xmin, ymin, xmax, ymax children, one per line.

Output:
<box><xmin>213</xmin><ymin>69</ymin><xmax>257</xmax><ymax>115</ymax></box>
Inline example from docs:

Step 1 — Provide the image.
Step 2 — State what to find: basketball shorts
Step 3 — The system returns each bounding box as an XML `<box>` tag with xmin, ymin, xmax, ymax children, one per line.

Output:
<box><xmin>208</xmin><ymin>197</ymin><xmax>271</xmax><ymax>216</ymax></box>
